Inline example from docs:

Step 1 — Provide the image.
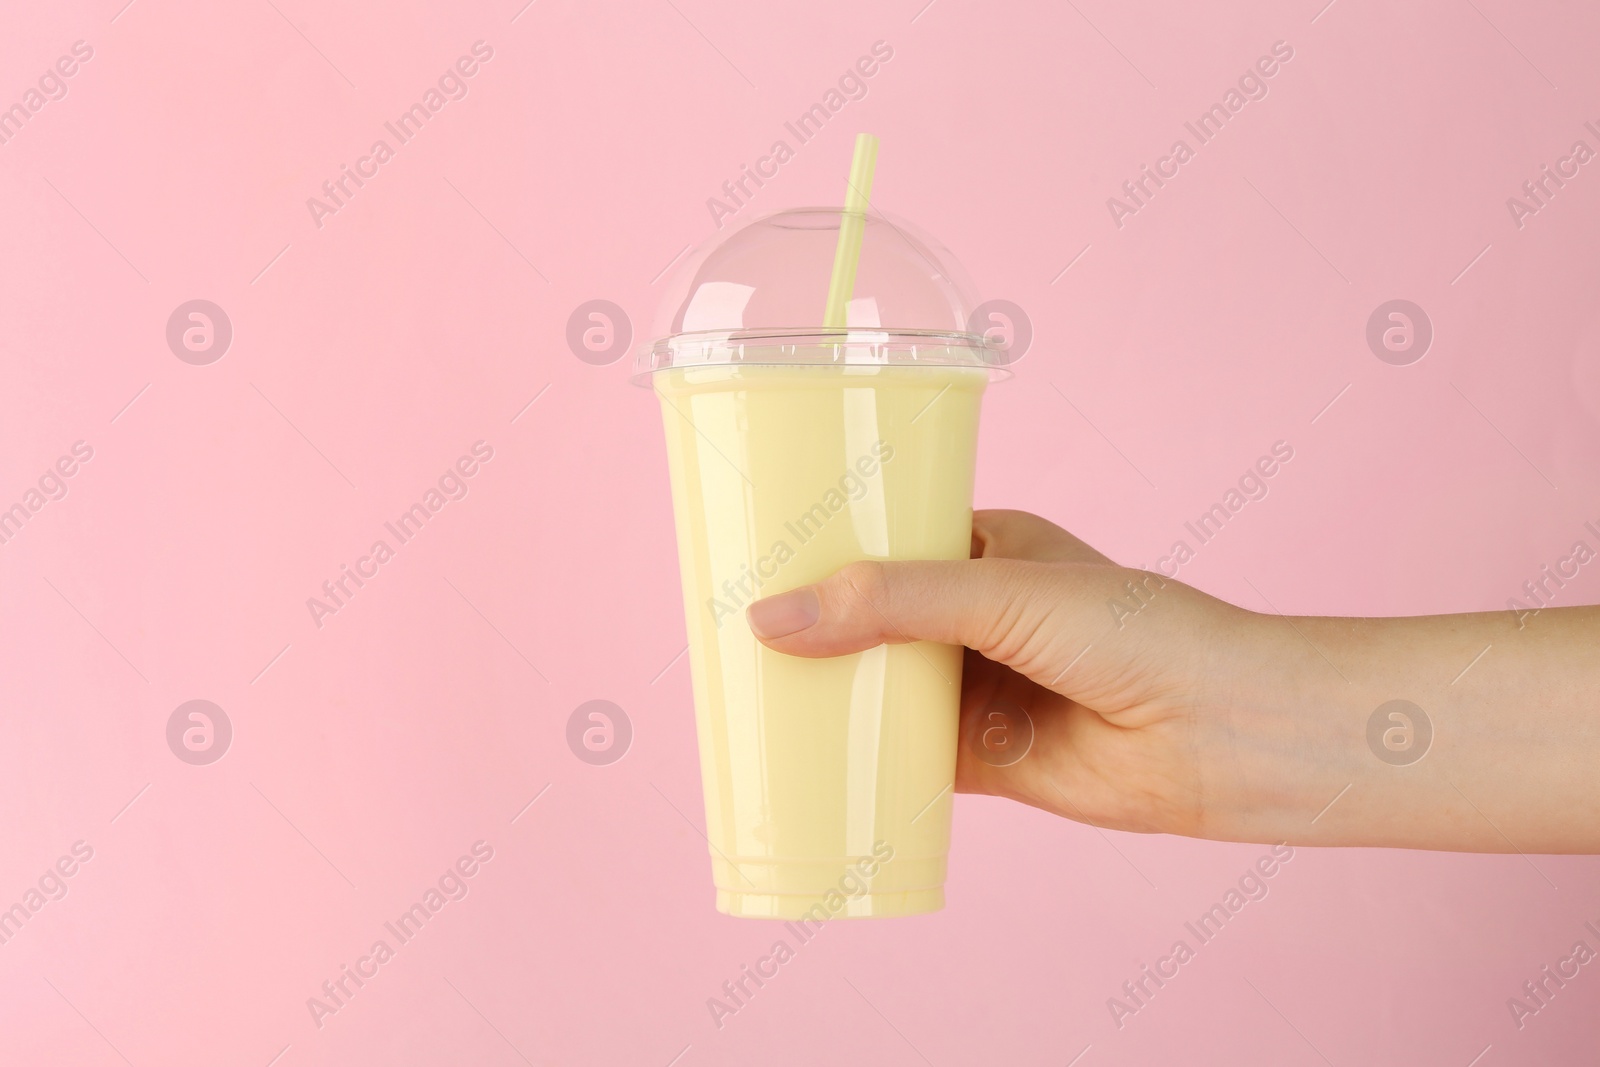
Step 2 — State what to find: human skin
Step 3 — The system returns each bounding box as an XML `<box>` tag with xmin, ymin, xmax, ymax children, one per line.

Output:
<box><xmin>744</xmin><ymin>510</ymin><xmax>1600</xmax><ymax>854</ymax></box>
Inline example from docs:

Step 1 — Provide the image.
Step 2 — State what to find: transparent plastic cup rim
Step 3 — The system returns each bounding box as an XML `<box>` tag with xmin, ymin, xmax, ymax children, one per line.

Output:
<box><xmin>630</xmin><ymin>328</ymin><xmax>1014</xmax><ymax>385</ymax></box>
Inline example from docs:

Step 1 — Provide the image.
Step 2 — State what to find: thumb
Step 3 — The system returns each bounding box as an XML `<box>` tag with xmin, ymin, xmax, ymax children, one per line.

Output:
<box><xmin>746</xmin><ymin>558</ymin><xmax>1103</xmax><ymax>683</ymax></box>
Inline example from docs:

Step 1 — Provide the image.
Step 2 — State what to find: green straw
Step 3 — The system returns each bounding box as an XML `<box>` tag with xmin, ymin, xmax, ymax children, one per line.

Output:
<box><xmin>822</xmin><ymin>133</ymin><xmax>879</xmax><ymax>330</ymax></box>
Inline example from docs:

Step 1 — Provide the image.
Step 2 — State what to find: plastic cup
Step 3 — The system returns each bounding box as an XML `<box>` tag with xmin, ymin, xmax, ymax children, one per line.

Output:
<box><xmin>637</xmin><ymin>208</ymin><xmax>1005</xmax><ymax>918</ymax></box>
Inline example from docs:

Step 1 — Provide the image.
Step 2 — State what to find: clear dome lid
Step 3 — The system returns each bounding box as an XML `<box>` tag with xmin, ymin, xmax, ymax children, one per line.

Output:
<box><xmin>632</xmin><ymin>207</ymin><xmax>1008</xmax><ymax>382</ymax></box>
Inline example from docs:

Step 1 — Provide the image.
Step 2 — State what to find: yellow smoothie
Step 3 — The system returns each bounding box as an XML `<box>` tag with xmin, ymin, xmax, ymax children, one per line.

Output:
<box><xmin>654</xmin><ymin>359</ymin><xmax>986</xmax><ymax>918</ymax></box>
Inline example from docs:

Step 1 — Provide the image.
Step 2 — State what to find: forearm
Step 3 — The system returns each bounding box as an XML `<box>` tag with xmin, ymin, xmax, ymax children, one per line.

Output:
<box><xmin>1218</xmin><ymin>606</ymin><xmax>1600</xmax><ymax>853</ymax></box>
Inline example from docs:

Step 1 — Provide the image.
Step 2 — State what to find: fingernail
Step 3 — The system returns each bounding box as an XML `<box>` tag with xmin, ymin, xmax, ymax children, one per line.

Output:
<box><xmin>747</xmin><ymin>587</ymin><xmax>820</xmax><ymax>639</ymax></box>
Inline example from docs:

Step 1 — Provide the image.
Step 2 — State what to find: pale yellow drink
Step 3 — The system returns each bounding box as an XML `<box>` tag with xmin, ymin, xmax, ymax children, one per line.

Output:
<box><xmin>655</xmin><ymin>358</ymin><xmax>986</xmax><ymax>918</ymax></box>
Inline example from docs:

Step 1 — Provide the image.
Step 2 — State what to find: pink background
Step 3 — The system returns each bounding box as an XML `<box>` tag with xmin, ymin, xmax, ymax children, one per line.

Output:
<box><xmin>3</xmin><ymin>0</ymin><xmax>1599</xmax><ymax>1063</ymax></box>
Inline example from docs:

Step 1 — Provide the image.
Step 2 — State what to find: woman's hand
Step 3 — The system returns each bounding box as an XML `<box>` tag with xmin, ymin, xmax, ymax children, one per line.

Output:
<box><xmin>747</xmin><ymin>510</ymin><xmax>1600</xmax><ymax>853</ymax></box>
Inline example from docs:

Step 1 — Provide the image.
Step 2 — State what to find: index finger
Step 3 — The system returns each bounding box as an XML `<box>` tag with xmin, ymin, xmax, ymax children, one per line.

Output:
<box><xmin>973</xmin><ymin>509</ymin><xmax>1116</xmax><ymax>566</ymax></box>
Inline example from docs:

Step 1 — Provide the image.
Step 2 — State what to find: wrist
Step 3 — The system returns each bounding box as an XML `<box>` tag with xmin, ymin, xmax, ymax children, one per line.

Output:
<box><xmin>1188</xmin><ymin>610</ymin><xmax>1382</xmax><ymax>845</ymax></box>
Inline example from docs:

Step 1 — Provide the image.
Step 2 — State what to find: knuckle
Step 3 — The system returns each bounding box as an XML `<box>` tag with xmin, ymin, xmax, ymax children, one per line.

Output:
<box><xmin>985</xmin><ymin>562</ymin><xmax>1076</xmax><ymax>674</ymax></box>
<box><xmin>973</xmin><ymin>560</ymin><xmax>1046</xmax><ymax>658</ymax></box>
<box><xmin>833</xmin><ymin>559</ymin><xmax>892</xmax><ymax>615</ymax></box>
